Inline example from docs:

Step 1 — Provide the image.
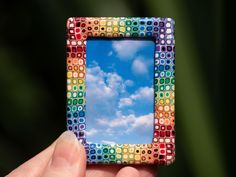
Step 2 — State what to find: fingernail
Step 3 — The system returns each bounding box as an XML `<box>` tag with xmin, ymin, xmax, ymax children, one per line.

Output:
<box><xmin>51</xmin><ymin>131</ymin><xmax>79</xmax><ymax>168</ymax></box>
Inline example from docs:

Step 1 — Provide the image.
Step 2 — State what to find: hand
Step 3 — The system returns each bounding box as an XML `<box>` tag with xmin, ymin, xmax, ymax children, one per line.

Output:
<box><xmin>6</xmin><ymin>131</ymin><xmax>157</xmax><ymax>177</ymax></box>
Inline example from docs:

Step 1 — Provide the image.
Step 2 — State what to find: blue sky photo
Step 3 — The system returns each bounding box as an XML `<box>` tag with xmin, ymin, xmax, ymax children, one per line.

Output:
<box><xmin>85</xmin><ymin>39</ymin><xmax>155</xmax><ymax>144</ymax></box>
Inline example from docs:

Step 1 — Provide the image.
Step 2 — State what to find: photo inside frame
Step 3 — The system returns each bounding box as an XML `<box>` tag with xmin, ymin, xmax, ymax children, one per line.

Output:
<box><xmin>85</xmin><ymin>38</ymin><xmax>155</xmax><ymax>144</ymax></box>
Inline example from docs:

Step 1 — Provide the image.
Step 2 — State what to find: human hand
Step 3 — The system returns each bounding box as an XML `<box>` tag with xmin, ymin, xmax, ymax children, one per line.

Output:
<box><xmin>6</xmin><ymin>131</ymin><xmax>157</xmax><ymax>177</ymax></box>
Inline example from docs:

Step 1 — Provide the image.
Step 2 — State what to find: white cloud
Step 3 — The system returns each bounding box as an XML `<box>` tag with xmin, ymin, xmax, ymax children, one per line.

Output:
<box><xmin>86</xmin><ymin>62</ymin><xmax>154</xmax><ymax>141</ymax></box>
<box><xmin>130</xmin><ymin>86</ymin><xmax>153</xmax><ymax>101</ymax></box>
<box><xmin>112</xmin><ymin>40</ymin><xmax>147</xmax><ymax>60</ymax></box>
<box><xmin>132</xmin><ymin>58</ymin><xmax>148</xmax><ymax>75</ymax></box>
<box><xmin>108</xmin><ymin>51</ymin><xmax>113</xmax><ymax>56</ymax></box>
<box><xmin>86</xmin><ymin>62</ymin><xmax>127</xmax><ymax>118</ymax></box>
<box><xmin>85</xmin><ymin>128</ymin><xmax>98</xmax><ymax>137</ymax></box>
<box><xmin>118</xmin><ymin>97</ymin><xmax>133</xmax><ymax>108</ymax></box>
<box><xmin>106</xmin><ymin>72</ymin><xmax>125</xmax><ymax>93</ymax></box>
<box><xmin>97</xmin><ymin>112</ymin><xmax>153</xmax><ymax>135</ymax></box>
<box><xmin>118</xmin><ymin>86</ymin><xmax>153</xmax><ymax>108</ymax></box>
<box><xmin>131</xmin><ymin>56</ymin><xmax>153</xmax><ymax>76</ymax></box>
<box><xmin>97</xmin><ymin>114</ymin><xmax>134</xmax><ymax>128</ymax></box>
<box><xmin>101</xmin><ymin>140</ymin><xmax>116</xmax><ymax>145</ymax></box>
<box><xmin>127</xmin><ymin>113</ymin><xmax>153</xmax><ymax>134</ymax></box>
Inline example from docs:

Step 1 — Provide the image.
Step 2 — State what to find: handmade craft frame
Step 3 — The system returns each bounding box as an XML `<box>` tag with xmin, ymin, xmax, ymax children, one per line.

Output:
<box><xmin>66</xmin><ymin>17</ymin><xmax>175</xmax><ymax>165</ymax></box>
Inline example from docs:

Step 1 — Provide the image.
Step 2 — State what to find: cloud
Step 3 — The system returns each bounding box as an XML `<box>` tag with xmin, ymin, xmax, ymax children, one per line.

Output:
<box><xmin>86</xmin><ymin>62</ymin><xmax>153</xmax><ymax>142</ymax></box>
<box><xmin>85</xmin><ymin>128</ymin><xmax>98</xmax><ymax>137</ymax></box>
<box><xmin>132</xmin><ymin>58</ymin><xmax>148</xmax><ymax>75</ymax></box>
<box><xmin>131</xmin><ymin>56</ymin><xmax>153</xmax><ymax>76</ymax></box>
<box><xmin>130</xmin><ymin>86</ymin><xmax>153</xmax><ymax>101</ymax></box>
<box><xmin>106</xmin><ymin>72</ymin><xmax>125</xmax><ymax>93</ymax></box>
<box><xmin>108</xmin><ymin>51</ymin><xmax>113</xmax><ymax>56</ymax></box>
<box><xmin>97</xmin><ymin>112</ymin><xmax>153</xmax><ymax>135</ymax></box>
<box><xmin>118</xmin><ymin>98</ymin><xmax>133</xmax><ymax>108</ymax></box>
<box><xmin>97</xmin><ymin>114</ymin><xmax>134</xmax><ymax>128</ymax></box>
<box><xmin>86</xmin><ymin>62</ymin><xmax>127</xmax><ymax>118</ymax></box>
<box><xmin>118</xmin><ymin>86</ymin><xmax>153</xmax><ymax>108</ymax></box>
<box><xmin>101</xmin><ymin>140</ymin><xmax>116</xmax><ymax>145</ymax></box>
<box><xmin>124</xmin><ymin>80</ymin><xmax>134</xmax><ymax>87</ymax></box>
<box><xmin>112</xmin><ymin>40</ymin><xmax>147</xmax><ymax>60</ymax></box>
<box><xmin>127</xmin><ymin>113</ymin><xmax>153</xmax><ymax>134</ymax></box>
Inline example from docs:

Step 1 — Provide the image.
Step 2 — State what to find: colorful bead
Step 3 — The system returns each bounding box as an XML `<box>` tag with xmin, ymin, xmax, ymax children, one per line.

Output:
<box><xmin>66</xmin><ymin>17</ymin><xmax>175</xmax><ymax>165</ymax></box>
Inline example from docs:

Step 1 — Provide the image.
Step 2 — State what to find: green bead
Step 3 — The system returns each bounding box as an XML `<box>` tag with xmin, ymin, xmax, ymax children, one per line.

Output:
<box><xmin>155</xmin><ymin>86</ymin><xmax>158</xmax><ymax>91</ymax></box>
<box><xmin>133</xmin><ymin>27</ymin><xmax>138</xmax><ymax>31</ymax></box>
<box><xmin>103</xmin><ymin>148</ymin><xmax>108</xmax><ymax>153</ymax></box>
<box><xmin>171</xmin><ymin>78</ymin><xmax>175</xmax><ymax>84</ymax></box>
<box><xmin>133</xmin><ymin>21</ymin><xmax>138</xmax><ymax>25</ymax></box>
<box><xmin>126</xmin><ymin>27</ymin><xmax>131</xmax><ymax>31</ymax></box>
<box><xmin>160</xmin><ymin>79</ymin><xmax>164</xmax><ymax>84</ymax></box>
<box><xmin>166</xmin><ymin>71</ymin><xmax>171</xmax><ymax>77</ymax></box>
<box><xmin>160</xmin><ymin>85</ymin><xmax>165</xmax><ymax>91</ymax></box>
<box><xmin>68</xmin><ymin>99</ymin><xmax>72</xmax><ymax>105</ymax></box>
<box><xmin>160</xmin><ymin>92</ymin><xmax>164</xmax><ymax>98</ymax></box>
<box><xmin>109</xmin><ymin>148</ymin><xmax>115</xmax><ymax>154</ymax></box>
<box><xmin>73</xmin><ymin>86</ymin><xmax>77</xmax><ymax>91</ymax></box>
<box><xmin>78</xmin><ymin>99</ymin><xmax>83</xmax><ymax>104</ymax></box>
<box><xmin>72</xmin><ymin>106</ymin><xmax>77</xmax><ymax>112</ymax></box>
<box><xmin>132</xmin><ymin>33</ymin><xmax>138</xmax><ymax>37</ymax></box>
<box><xmin>109</xmin><ymin>155</ymin><xmax>115</xmax><ymax>160</ymax></box>
<box><xmin>73</xmin><ymin>99</ymin><xmax>77</xmax><ymax>105</ymax></box>
<box><xmin>165</xmin><ymin>78</ymin><xmax>170</xmax><ymax>84</ymax></box>
<box><xmin>126</xmin><ymin>20</ymin><xmax>131</xmax><ymax>25</ymax></box>
<box><xmin>78</xmin><ymin>92</ymin><xmax>83</xmax><ymax>97</ymax></box>
<box><xmin>155</xmin><ymin>79</ymin><xmax>158</xmax><ymax>84</ymax></box>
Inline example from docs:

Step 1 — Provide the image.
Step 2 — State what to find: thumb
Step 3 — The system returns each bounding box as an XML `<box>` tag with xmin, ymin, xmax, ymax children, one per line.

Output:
<box><xmin>43</xmin><ymin>131</ymin><xmax>86</xmax><ymax>177</ymax></box>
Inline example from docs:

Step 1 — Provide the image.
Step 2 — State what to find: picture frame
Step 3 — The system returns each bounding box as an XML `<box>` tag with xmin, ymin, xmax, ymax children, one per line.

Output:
<box><xmin>66</xmin><ymin>17</ymin><xmax>175</xmax><ymax>165</ymax></box>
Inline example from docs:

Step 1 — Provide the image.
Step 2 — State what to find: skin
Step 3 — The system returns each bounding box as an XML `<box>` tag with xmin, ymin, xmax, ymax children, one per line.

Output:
<box><xmin>6</xmin><ymin>131</ymin><xmax>157</xmax><ymax>177</ymax></box>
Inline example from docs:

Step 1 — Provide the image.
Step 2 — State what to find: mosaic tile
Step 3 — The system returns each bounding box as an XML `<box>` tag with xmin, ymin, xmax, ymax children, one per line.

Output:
<box><xmin>66</xmin><ymin>17</ymin><xmax>175</xmax><ymax>165</ymax></box>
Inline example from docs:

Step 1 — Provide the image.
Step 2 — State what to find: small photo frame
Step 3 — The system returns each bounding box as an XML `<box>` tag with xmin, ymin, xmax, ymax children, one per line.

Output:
<box><xmin>66</xmin><ymin>17</ymin><xmax>175</xmax><ymax>165</ymax></box>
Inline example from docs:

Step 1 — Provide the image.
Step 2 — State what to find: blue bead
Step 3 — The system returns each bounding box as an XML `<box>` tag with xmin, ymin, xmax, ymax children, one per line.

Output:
<box><xmin>97</xmin><ymin>149</ymin><xmax>102</xmax><ymax>154</ymax></box>
<box><xmin>147</xmin><ymin>26</ymin><xmax>153</xmax><ymax>31</ymax></box>
<box><xmin>91</xmin><ymin>155</ymin><xmax>96</xmax><ymax>160</ymax></box>
<box><xmin>90</xmin><ymin>144</ymin><xmax>96</xmax><ymax>149</ymax></box>
<box><xmin>67</xmin><ymin>119</ymin><xmax>72</xmax><ymax>125</ymax></box>
<box><xmin>146</xmin><ymin>32</ymin><xmax>152</xmax><ymax>36</ymax></box>
<box><xmin>140</xmin><ymin>26</ymin><xmax>145</xmax><ymax>31</ymax></box>
<box><xmin>97</xmin><ymin>155</ymin><xmax>102</xmax><ymax>160</ymax></box>
<box><xmin>165</xmin><ymin>65</ymin><xmax>170</xmax><ymax>70</ymax></box>
<box><xmin>159</xmin><ymin>65</ymin><xmax>164</xmax><ymax>71</ymax></box>
<box><xmin>79</xmin><ymin>111</ymin><xmax>85</xmax><ymax>117</ymax></box>
<box><xmin>147</xmin><ymin>21</ymin><xmax>152</xmax><ymax>25</ymax></box>
<box><xmin>73</xmin><ymin>112</ymin><xmax>78</xmax><ymax>117</ymax></box>
<box><xmin>90</xmin><ymin>149</ymin><xmax>96</xmax><ymax>154</ymax></box>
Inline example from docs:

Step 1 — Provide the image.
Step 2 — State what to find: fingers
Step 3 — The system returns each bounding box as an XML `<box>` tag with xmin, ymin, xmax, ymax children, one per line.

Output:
<box><xmin>86</xmin><ymin>164</ymin><xmax>158</xmax><ymax>177</ymax></box>
<box><xmin>42</xmin><ymin>131</ymin><xmax>86</xmax><ymax>177</ymax></box>
<box><xmin>6</xmin><ymin>141</ymin><xmax>56</xmax><ymax>177</ymax></box>
<box><xmin>115</xmin><ymin>166</ymin><xmax>140</xmax><ymax>177</ymax></box>
<box><xmin>115</xmin><ymin>165</ymin><xmax>157</xmax><ymax>177</ymax></box>
<box><xmin>137</xmin><ymin>166</ymin><xmax>158</xmax><ymax>177</ymax></box>
<box><xmin>86</xmin><ymin>165</ymin><xmax>122</xmax><ymax>177</ymax></box>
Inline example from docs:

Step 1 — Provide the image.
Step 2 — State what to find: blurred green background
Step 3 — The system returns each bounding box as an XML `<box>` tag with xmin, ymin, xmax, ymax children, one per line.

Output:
<box><xmin>0</xmin><ymin>0</ymin><xmax>230</xmax><ymax>176</ymax></box>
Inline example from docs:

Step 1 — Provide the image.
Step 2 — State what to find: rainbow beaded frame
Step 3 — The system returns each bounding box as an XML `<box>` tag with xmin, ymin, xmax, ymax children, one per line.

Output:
<box><xmin>66</xmin><ymin>17</ymin><xmax>175</xmax><ymax>165</ymax></box>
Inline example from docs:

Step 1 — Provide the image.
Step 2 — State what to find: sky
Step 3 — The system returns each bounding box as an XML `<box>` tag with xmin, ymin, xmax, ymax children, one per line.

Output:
<box><xmin>85</xmin><ymin>38</ymin><xmax>155</xmax><ymax>144</ymax></box>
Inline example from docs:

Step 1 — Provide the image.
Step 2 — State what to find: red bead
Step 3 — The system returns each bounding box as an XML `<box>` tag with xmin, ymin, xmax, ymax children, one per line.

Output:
<box><xmin>76</xmin><ymin>34</ymin><xmax>81</xmax><ymax>39</ymax></box>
